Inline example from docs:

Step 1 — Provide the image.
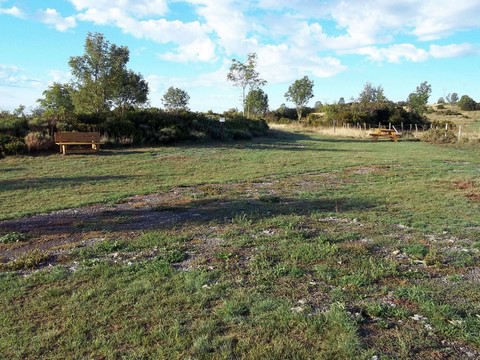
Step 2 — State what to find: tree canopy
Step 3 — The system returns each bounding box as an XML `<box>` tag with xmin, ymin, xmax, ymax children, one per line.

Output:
<box><xmin>407</xmin><ymin>81</ymin><xmax>431</xmax><ymax>116</ymax></box>
<box><xmin>68</xmin><ymin>32</ymin><xmax>148</xmax><ymax>115</ymax></box>
<box><xmin>245</xmin><ymin>89</ymin><xmax>269</xmax><ymax>118</ymax></box>
<box><xmin>227</xmin><ymin>53</ymin><xmax>267</xmax><ymax>117</ymax></box>
<box><xmin>162</xmin><ymin>87</ymin><xmax>190</xmax><ymax>112</ymax></box>
<box><xmin>284</xmin><ymin>76</ymin><xmax>314</xmax><ymax>121</ymax></box>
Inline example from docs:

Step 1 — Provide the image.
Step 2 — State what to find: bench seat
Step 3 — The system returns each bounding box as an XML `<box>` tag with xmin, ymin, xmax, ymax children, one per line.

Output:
<box><xmin>54</xmin><ymin>132</ymin><xmax>102</xmax><ymax>155</ymax></box>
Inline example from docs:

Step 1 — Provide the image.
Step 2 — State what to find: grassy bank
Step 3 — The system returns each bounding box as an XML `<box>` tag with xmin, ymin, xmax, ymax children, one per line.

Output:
<box><xmin>1</xmin><ymin>130</ymin><xmax>480</xmax><ymax>358</ymax></box>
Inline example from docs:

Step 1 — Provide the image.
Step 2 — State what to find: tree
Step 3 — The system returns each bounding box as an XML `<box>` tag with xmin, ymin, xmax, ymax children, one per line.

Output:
<box><xmin>245</xmin><ymin>89</ymin><xmax>269</xmax><ymax>118</ymax></box>
<box><xmin>407</xmin><ymin>81</ymin><xmax>431</xmax><ymax>116</ymax></box>
<box><xmin>227</xmin><ymin>53</ymin><xmax>267</xmax><ymax>117</ymax></box>
<box><xmin>457</xmin><ymin>95</ymin><xmax>477</xmax><ymax>111</ymax></box>
<box><xmin>162</xmin><ymin>87</ymin><xmax>190</xmax><ymax>112</ymax></box>
<box><xmin>111</xmin><ymin>70</ymin><xmax>149</xmax><ymax>115</ymax></box>
<box><xmin>446</xmin><ymin>93</ymin><xmax>459</xmax><ymax>106</ymax></box>
<box><xmin>69</xmin><ymin>32</ymin><xmax>148</xmax><ymax>114</ymax></box>
<box><xmin>284</xmin><ymin>76</ymin><xmax>314</xmax><ymax>121</ymax></box>
<box><xmin>37</xmin><ymin>82</ymin><xmax>74</xmax><ymax>121</ymax></box>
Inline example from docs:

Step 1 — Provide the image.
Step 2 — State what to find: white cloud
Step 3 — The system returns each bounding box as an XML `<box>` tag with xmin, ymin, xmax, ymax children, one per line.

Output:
<box><xmin>37</xmin><ymin>8</ymin><xmax>76</xmax><ymax>31</ymax></box>
<box><xmin>0</xmin><ymin>64</ymin><xmax>42</xmax><ymax>88</ymax></box>
<box><xmin>161</xmin><ymin>38</ymin><xmax>217</xmax><ymax>62</ymax></box>
<box><xmin>189</xmin><ymin>0</ymin><xmax>251</xmax><ymax>55</ymax></box>
<box><xmin>411</xmin><ymin>0</ymin><xmax>480</xmax><ymax>40</ymax></box>
<box><xmin>356</xmin><ymin>44</ymin><xmax>430</xmax><ymax>63</ymax></box>
<box><xmin>429</xmin><ymin>43</ymin><xmax>479</xmax><ymax>58</ymax></box>
<box><xmin>69</xmin><ymin>0</ymin><xmax>168</xmax><ymax>18</ymax></box>
<box><xmin>256</xmin><ymin>44</ymin><xmax>346</xmax><ymax>84</ymax></box>
<box><xmin>0</xmin><ymin>6</ymin><xmax>26</xmax><ymax>18</ymax></box>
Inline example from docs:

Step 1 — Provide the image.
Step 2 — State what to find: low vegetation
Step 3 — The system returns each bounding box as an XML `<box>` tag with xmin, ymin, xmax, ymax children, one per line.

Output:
<box><xmin>1</xmin><ymin>130</ymin><xmax>479</xmax><ymax>358</ymax></box>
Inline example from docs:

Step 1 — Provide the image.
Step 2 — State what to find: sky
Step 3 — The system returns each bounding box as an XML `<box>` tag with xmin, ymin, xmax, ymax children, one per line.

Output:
<box><xmin>0</xmin><ymin>0</ymin><xmax>479</xmax><ymax>113</ymax></box>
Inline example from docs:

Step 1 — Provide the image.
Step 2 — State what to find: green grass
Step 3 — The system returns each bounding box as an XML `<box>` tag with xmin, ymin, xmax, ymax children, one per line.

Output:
<box><xmin>1</xmin><ymin>130</ymin><xmax>480</xmax><ymax>358</ymax></box>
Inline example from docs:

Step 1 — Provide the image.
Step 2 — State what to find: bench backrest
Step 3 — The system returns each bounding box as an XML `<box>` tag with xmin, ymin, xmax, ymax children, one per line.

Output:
<box><xmin>54</xmin><ymin>132</ymin><xmax>101</xmax><ymax>143</ymax></box>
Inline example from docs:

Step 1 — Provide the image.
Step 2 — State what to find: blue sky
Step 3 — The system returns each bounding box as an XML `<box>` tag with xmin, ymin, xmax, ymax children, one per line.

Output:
<box><xmin>1</xmin><ymin>0</ymin><xmax>479</xmax><ymax>113</ymax></box>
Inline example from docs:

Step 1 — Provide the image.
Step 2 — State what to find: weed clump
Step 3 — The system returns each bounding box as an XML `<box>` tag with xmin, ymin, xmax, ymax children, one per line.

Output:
<box><xmin>0</xmin><ymin>232</ymin><xmax>27</xmax><ymax>244</ymax></box>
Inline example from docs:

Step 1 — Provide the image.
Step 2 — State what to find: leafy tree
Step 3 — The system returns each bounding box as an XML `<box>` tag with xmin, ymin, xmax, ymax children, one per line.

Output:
<box><xmin>457</xmin><ymin>95</ymin><xmax>477</xmax><ymax>111</ymax></box>
<box><xmin>284</xmin><ymin>76</ymin><xmax>314</xmax><ymax>121</ymax></box>
<box><xmin>37</xmin><ymin>83</ymin><xmax>75</xmax><ymax>121</ymax></box>
<box><xmin>407</xmin><ymin>81</ymin><xmax>431</xmax><ymax>116</ymax></box>
<box><xmin>111</xmin><ymin>70</ymin><xmax>149</xmax><ymax>115</ymax></box>
<box><xmin>227</xmin><ymin>53</ymin><xmax>267</xmax><ymax>117</ymax></box>
<box><xmin>437</xmin><ymin>97</ymin><xmax>445</xmax><ymax>104</ymax></box>
<box><xmin>338</xmin><ymin>97</ymin><xmax>345</xmax><ymax>106</ymax></box>
<box><xmin>446</xmin><ymin>92</ymin><xmax>459</xmax><ymax>106</ymax></box>
<box><xmin>358</xmin><ymin>82</ymin><xmax>387</xmax><ymax>105</ymax></box>
<box><xmin>314</xmin><ymin>101</ymin><xmax>323</xmax><ymax>110</ymax></box>
<box><xmin>245</xmin><ymin>89</ymin><xmax>269</xmax><ymax>118</ymax></box>
<box><xmin>162</xmin><ymin>87</ymin><xmax>190</xmax><ymax>112</ymax></box>
<box><xmin>13</xmin><ymin>105</ymin><xmax>26</xmax><ymax>118</ymax></box>
<box><xmin>69</xmin><ymin>32</ymin><xmax>148</xmax><ymax>114</ymax></box>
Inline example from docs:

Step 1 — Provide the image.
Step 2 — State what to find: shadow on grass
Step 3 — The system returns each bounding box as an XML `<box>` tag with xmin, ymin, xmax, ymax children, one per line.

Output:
<box><xmin>0</xmin><ymin>196</ymin><xmax>375</xmax><ymax>235</ymax></box>
<box><xmin>0</xmin><ymin>175</ymin><xmax>136</xmax><ymax>192</ymax></box>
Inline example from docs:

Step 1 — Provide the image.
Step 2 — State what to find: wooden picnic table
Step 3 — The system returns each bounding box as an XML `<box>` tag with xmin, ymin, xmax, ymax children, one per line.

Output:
<box><xmin>369</xmin><ymin>128</ymin><xmax>401</xmax><ymax>142</ymax></box>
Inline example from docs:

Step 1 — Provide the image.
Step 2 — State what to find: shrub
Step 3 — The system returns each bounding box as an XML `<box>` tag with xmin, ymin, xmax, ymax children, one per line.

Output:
<box><xmin>24</xmin><ymin>132</ymin><xmax>55</xmax><ymax>151</ymax></box>
<box><xmin>229</xmin><ymin>129</ymin><xmax>252</xmax><ymax>140</ymax></box>
<box><xmin>158</xmin><ymin>126</ymin><xmax>182</xmax><ymax>143</ymax></box>
<box><xmin>0</xmin><ymin>134</ymin><xmax>27</xmax><ymax>155</ymax></box>
<box><xmin>421</xmin><ymin>129</ymin><xmax>457</xmax><ymax>144</ymax></box>
<box><xmin>0</xmin><ymin>117</ymin><xmax>29</xmax><ymax>137</ymax></box>
<box><xmin>102</xmin><ymin>117</ymin><xmax>136</xmax><ymax>143</ymax></box>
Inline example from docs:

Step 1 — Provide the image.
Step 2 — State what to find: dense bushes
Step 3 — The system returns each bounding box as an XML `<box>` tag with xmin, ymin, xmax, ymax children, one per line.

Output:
<box><xmin>24</xmin><ymin>132</ymin><xmax>55</xmax><ymax>151</ymax></box>
<box><xmin>421</xmin><ymin>129</ymin><xmax>457</xmax><ymax>144</ymax></box>
<box><xmin>0</xmin><ymin>134</ymin><xmax>28</xmax><ymax>155</ymax></box>
<box><xmin>0</xmin><ymin>109</ymin><xmax>269</xmax><ymax>157</ymax></box>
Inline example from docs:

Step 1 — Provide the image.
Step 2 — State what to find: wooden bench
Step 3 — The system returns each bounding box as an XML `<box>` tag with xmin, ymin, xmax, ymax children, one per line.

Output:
<box><xmin>54</xmin><ymin>132</ymin><xmax>102</xmax><ymax>155</ymax></box>
<box><xmin>369</xmin><ymin>128</ymin><xmax>401</xmax><ymax>142</ymax></box>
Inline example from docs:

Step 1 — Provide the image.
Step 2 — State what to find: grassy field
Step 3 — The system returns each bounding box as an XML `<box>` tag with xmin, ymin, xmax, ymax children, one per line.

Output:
<box><xmin>1</xmin><ymin>129</ymin><xmax>480</xmax><ymax>359</ymax></box>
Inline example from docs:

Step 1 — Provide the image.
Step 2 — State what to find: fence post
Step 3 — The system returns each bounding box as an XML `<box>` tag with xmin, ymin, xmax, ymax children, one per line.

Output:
<box><xmin>458</xmin><ymin>125</ymin><xmax>462</xmax><ymax>141</ymax></box>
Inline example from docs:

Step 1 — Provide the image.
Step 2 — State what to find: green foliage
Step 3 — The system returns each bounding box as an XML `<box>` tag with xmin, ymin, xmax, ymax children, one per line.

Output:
<box><xmin>37</xmin><ymin>82</ymin><xmax>75</xmax><ymax>121</ymax></box>
<box><xmin>245</xmin><ymin>88</ymin><xmax>269</xmax><ymax>118</ymax></box>
<box><xmin>403</xmin><ymin>243</ymin><xmax>429</xmax><ymax>259</ymax></box>
<box><xmin>458</xmin><ymin>95</ymin><xmax>478</xmax><ymax>111</ymax></box>
<box><xmin>285</xmin><ymin>76</ymin><xmax>315</xmax><ymax>121</ymax></box>
<box><xmin>407</xmin><ymin>81</ymin><xmax>432</xmax><ymax>116</ymax></box>
<box><xmin>162</xmin><ymin>87</ymin><xmax>190</xmax><ymax>112</ymax></box>
<box><xmin>69</xmin><ymin>32</ymin><xmax>148</xmax><ymax>115</ymax></box>
<box><xmin>0</xmin><ymin>117</ymin><xmax>29</xmax><ymax>137</ymax></box>
<box><xmin>102</xmin><ymin>117</ymin><xmax>136</xmax><ymax>143</ymax></box>
<box><xmin>227</xmin><ymin>53</ymin><xmax>267</xmax><ymax>116</ymax></box>
<box><xmin>0</xmin><ymin>232</ymin><xmax>27</xmax><ymax>244</ymax></box>
<box><xmin>0</xmin><ymin>134</ymin><xmax>27</xmax><ymax>155</ymax></box>
<box><xmin>2</xmin><ymin>249</ymin><xmax>50</xmax><ymax>270</ymax></box>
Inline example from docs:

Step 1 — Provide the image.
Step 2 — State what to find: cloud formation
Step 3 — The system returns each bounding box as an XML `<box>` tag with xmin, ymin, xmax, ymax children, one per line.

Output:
<box><xmin>0</xmin><ymin>64</ymin><xmax>42</xmax><ymax>88</ymax></box>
